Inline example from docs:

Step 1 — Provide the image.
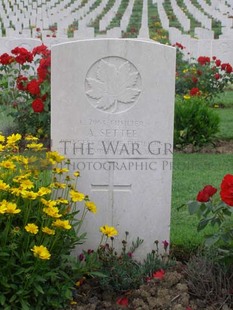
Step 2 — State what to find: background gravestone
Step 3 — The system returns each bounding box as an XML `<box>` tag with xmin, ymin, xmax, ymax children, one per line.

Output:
<box><xmin>51</xmin><ymin>39</ymin><xmax>176</xmax><ymax>259</ymax></box>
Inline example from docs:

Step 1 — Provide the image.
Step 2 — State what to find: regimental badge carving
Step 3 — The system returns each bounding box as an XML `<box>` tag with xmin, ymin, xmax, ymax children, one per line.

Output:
<box><xmin>85</xmin><ymin>56</ymin><xmax>142</xmax><ymax>114</ymax></box>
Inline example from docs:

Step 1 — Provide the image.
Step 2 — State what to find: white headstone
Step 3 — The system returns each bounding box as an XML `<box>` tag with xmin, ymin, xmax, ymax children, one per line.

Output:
<box><xmin>51</xmin><ymin>39</ymin><xmax>176</xmax><ymax>259</ymax></box>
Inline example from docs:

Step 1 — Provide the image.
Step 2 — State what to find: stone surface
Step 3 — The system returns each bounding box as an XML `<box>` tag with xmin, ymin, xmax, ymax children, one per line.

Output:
<box><xmin>51</xmin><ymin>39</ymin><xmax>176</xmax><ymax>259</ymax></box>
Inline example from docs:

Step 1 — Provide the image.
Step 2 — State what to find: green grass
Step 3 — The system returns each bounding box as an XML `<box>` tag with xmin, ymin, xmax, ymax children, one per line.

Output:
<box><xmin>214</xmin><ymin>90</ymin><xmax>233</xmax><ymax>108</ymax></box>
<box><xmin>215</xmin><ymin>108</ymin><xmax>233</xmax><ymax>140</ymax></box>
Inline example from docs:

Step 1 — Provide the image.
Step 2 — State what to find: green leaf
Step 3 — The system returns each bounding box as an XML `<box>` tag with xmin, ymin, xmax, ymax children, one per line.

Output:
<box><xmin>34</xmin><ymin>283</ymin><xmax>44</xmax><ymax>294</ymax></box>
<box><xmin>197</xmin><ymin>218</ymin><xmax>210</xmax><ymax>231</ymax></box>
<box><xmin>20</xmin><ymin>299</ymin><xmax>30</xmax><ymax>310</ymax></box>
<box><xmin>0</xmin><ymin>294</ymin><xmax>6</xmax><ymax>306</ymax></box>
<box><xmin>188</xmin><ymin>201</ymin><xmax>200</xmax><ymax>215</ymax></box>
<box><xmin>205</xmin><ymin>234</ymin><xmax>220</xmax><ymax>247</ymax></box>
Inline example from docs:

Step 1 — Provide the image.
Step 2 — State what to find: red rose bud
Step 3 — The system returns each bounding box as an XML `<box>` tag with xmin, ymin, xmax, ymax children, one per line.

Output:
<box><xmin>162</xmin><ymin>240</ymin><xmax>169</xmax><ymax>250</ymax></box>
<box><xmin>214</xmin><ymin>73</ymin><xmax>220</xmax><ymax>80</ymax></box>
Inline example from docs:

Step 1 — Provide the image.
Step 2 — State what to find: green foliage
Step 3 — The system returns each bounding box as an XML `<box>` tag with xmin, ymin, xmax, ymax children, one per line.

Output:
<box><xmin>96</xmin><ymin>233</ymin><xmax>172</xmax><ymax>292</ymax></box>
<box><xmin>174</xmin><ymin>96</ymin><xmax>220</xmax><ymax>147</ymax></box>
<box><xmin>0</xmin><ymin>133</ymin><xmax>97</xmax><ymax>309</ymax></box>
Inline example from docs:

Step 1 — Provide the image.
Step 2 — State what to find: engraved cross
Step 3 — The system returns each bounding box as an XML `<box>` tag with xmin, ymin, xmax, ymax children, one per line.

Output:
<box><xmin>91</xmin><ymin>163</ymin><xmax>131</xmax><ymax>224</ymax></box>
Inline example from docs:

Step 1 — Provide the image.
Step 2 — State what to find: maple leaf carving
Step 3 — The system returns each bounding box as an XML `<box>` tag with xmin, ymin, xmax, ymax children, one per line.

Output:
<box><xmin>86</xmin><ymin>59</ymin><xmax>141</xmax><ymax>112</ymax></box>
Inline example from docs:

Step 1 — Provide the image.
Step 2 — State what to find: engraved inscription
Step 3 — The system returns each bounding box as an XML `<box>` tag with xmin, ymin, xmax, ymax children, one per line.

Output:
<box><xmin>85</xmin><ymin>57</ymin><xmax>142</xmax><ymax>114</ymax></box>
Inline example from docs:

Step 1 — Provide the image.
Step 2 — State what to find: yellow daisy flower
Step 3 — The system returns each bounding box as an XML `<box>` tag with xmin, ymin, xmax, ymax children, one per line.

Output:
<box><xmin>0</xmin><ymin>180</ymin><xmax>10</xmax><ymax>191</ymax></box>
<box><xmin>21</xmin><ymin>190</ymin><xmax>38</xmax><ymax>200</ymax></box>
<box><xmin>85</xmin><ymin>201</ymin><xmax>97</xmax><ymax>214</ymax></box>
<box><xmin>31</xmin><ymin>245</ymin><xmax>51</xmax><ymax>260</ymax></box>
<box><xmin>6</xmin><ymin>133</ymin><xmax>22</xmax><ymax>145</ymax></box>
<box><xmin>69</xmin><ymin>189</ymin><xmax>85</xmax><ymax>202</ymax></box>
<box><xmin>43</xmin><ymin>206</ymin><xmax>62</xmax><ymax>218</ymax></box>
<box><xmin>0</xmin><ymin>160</ymin><xmax>16</xmax><ymax>170</ymax></box>
<box><xmin>52</xmin><ymin>219</ymin><xmax>71</xmax><ymax>230</ymax></box>
<box><xmin>25</xmin><ymin>223</ymin><xmax>39</xmax><ymax>234</ymax></box>
<box><xmin>37</xmin><ymin>187</ymin><xmax>52</xmax><ymax>196</ymax></box>
<box><xmin>100</xmin><ymin>225</ymin><xmax>118</xmax><ymax>238</ymax></box>
<box><xmin>42</xmin><ymin>227</ymin><xmax>55</xmax><ymax>235</ymax></box>
<box><xmin>5</xmin><ymin>202</ymin><xmax>21</xmax><ymax>214</ymax></box>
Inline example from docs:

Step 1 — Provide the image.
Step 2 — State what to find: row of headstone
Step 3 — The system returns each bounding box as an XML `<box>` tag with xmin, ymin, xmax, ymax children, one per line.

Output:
<box><xmin>183</xmin><ymin>0</ymin><xmax>212</xmax><ymax>30</ymax></box>
<box><xmin>196</xmin><ymin>0</ymin><xmax>233</xmax><ymax>29</ymax></box>
<box><xmin>78</xmin><ymin>0</ymin><xmax>109</xmax><ymax>28</ymax></box>
<box><xmin>99</xmin><ymin>0</ymin><xmax>122</xmax><ymax>32</ymax></box>
<box><xmin>170</xmin><ymin>0</ymin><xmax>190</xmax><ymax>32</ymax></box>
<box><xmin>169</xmin><ymin>27</ymin><xmax>233</xmax><ymax>64</ymax></box>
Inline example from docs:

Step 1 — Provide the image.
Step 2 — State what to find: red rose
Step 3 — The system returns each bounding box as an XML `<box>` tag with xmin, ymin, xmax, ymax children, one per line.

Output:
<box><xmin>221</xmin><ymin>63</ymin><xmax>232</xmax><ymax>73</ymax></box>
<box><xmin>0</xmin><ymin>53</ymin><xmax>15</xmax><ymax>65</ymax></box>
<box><xmin>32</xmin><ymin>98</ymin><xmax>44</xmax><ymax>112</ymax></box>
<box><xmin>220</xmin><ymin>174</ymin><xmax>233</xmax><ymax>206</ymax></box>
<box><xmin>196</xmin><ymin>190</ymin><xmax>210</xmax><ymax>202</ymax></box>
<box><xmin>215</xmin><ymin>59</ymin><xmax>221</xmax><ymax>67</ymax></box>
<box><xmin>11</xmin><ymin>47</ymin><xmax>33</xmax><ymax>65</ymax></box>
<box><xmin>225</xmin><ymin>64</ymin><xmax>232</xmax><ymax>74</ymax></box>
<box><xmin>27</xmin><ymin>79</ymin><xmax>41</xmax><ymax>95</ymax></box>
<box><xmin>197</xmin><ymin>56</ymin><xmax>210</xmax><ymax>66</ymax></box>
<box><xmin>203</xmin><ymin>185</ymin><xmax>217</xmax><ymax>197</ymax></box>
<box><xmin>197</xmin><ymin>185</ymin><xmax>217</xmax><ymax>202</ymax></box>
<box><xmin>32</xmin><ymin>44</ymin><xmax>49</xmax><ymax>56</ymax></box>
<box><xmin>214</xmin><ymin>73</ymin><xmax>220</xmax><ymax>80</ymax></box>
<box><xmin>189</xmin><ymin>87</ymin><xmax>201</xmax><ymax>96</ymax></box>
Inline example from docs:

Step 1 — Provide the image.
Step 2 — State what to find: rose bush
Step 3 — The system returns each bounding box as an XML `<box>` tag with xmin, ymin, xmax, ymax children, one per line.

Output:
<box><xmin>174</xmin><ymin>43</ymin><xmax>233</xmax><ymax>103</ymax></box>
<box><xmin>0</xmin><ymin>45</ymin><xmax>51</xmax><ymax>141</ymax></box>
<box><xmin>186</xmin><ymin>174</ymin><xmax>233</xmax><ymax>264</ymax></box>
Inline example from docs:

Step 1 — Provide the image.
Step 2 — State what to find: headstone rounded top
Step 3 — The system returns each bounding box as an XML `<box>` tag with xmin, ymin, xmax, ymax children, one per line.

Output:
<box><xmin>85</xmin><ymin>56</ymin><xmax>142</xmax><ymax>114</ymax></box>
